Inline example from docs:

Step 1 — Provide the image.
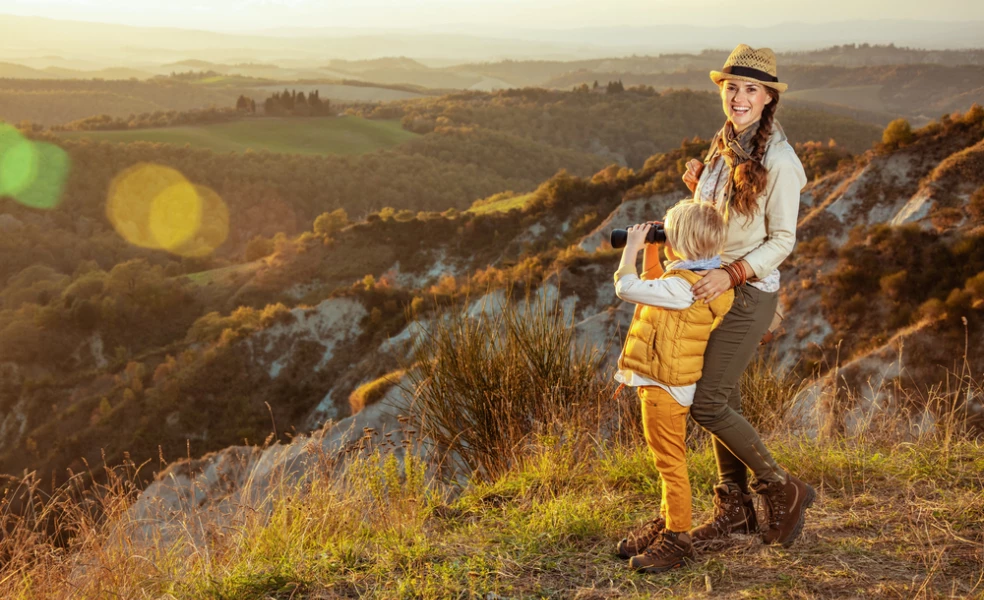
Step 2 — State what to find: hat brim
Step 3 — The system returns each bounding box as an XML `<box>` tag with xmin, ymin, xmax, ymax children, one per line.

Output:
<box><xmin>710</xmin><ymin>71</ymin><xmax>787</xmax><ymax>93</ymax></box>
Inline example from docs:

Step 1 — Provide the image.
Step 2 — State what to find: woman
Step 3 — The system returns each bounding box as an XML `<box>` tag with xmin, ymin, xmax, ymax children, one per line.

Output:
<box><xmin>684</xmin><ymin>45</ymin><xmax>814</xmax><ymax>548</ymax></box>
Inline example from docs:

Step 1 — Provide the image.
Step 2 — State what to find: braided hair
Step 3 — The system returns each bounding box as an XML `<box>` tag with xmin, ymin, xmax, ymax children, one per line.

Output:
<box><xmin>730</xmin><ymin>88</ymin><xmax>779</xmax><ymax>218</ymax></box>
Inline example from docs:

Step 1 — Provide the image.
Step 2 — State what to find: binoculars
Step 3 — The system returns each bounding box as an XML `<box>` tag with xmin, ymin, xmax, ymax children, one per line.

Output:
<box><xmin>610</xmin><ymin>223</ymin><xmax>666</xmax><ymax>249</ymax></box>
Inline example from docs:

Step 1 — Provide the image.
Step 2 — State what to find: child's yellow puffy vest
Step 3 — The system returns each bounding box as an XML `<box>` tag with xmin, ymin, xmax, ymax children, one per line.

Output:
<box><xmin>618</xmin><ymin>269</ymin><xmax>735</xmax><ymax>386</ymax></box>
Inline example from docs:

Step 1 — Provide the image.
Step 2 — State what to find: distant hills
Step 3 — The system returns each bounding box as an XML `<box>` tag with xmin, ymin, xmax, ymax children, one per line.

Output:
<box><xmin>3</xmin><ymin>44</ymin><xmax>983</xmax><ymax>130</ymax></box>
<box><xmin>2</xmin><ymin>13</ymin><xmax>984</xmax><ymax>66</ymax></box>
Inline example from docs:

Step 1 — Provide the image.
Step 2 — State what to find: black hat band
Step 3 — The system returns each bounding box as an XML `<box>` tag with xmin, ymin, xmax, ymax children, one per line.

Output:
<box><xmin>722</xmin><ymin>65</ymin><xmax>779</xmax><ymax>83</ymax></box>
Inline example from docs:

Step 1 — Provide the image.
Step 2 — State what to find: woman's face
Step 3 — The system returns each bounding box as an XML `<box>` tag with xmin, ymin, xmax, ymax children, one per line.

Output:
<box><xmin>721</xmin><ymin>80</ymin><xmax>773</xmax><ymax>131</ymax></box>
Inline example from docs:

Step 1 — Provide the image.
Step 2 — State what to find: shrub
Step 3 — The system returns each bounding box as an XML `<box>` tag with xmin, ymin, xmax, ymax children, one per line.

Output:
<box><xmin>931</xmin><ymin>207</ymin><xmax>964</xmax><ymax>231</ymax></box>
<box><xmin>969</xmin><ymin>186</ymin><xmax>984</xmax><ymax>221</ymax></box>
<box><xmin>403</xmin><ymin>295</ymin><xmax>616</xmax><ymax>480</ymax></box>
<box><xmin>312</xmin><ymin>208</ymin><xmax>349</xmax><ymax>238</ymax></box>
<box><xmin>882</xmin><ymin>118</ymin><xmax>914</xmax><ymax>149</ymax></box>
<box><xmin>259</xmin><ymin>303</ymin><xmax>292</xmax><ymax>327</ymax></box>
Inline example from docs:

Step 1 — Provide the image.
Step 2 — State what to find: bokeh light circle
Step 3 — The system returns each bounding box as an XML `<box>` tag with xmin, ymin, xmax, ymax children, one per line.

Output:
<box><xmin>0</xmin><ymin>122</ymin><xmax>69</xmax><ymax>209</ymax></box>
<box><xmin>171</xmin><ymin>185</ymin><xmax>230</xmax><ymax>258</ymax></box>
<box><xmin>0</xmin><ymin>140</ymin><xmax>38</xmax><ymax>196</ymax></box>
<box><xmin>149</xmin><ymin>181</ymin><xmax>203</xmax><ymax>250</ymax></box>
<box><xmin>107</xmin><ymin>162</ymin><xmax>228</xmax><ymax>256</ymax></box>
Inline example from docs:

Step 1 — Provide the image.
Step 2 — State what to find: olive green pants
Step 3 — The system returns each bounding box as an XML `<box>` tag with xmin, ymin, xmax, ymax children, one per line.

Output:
<box><xmin>691</xmin><ymin>284</ymin><xmax>785</xmax><ymax>489</ymax></box>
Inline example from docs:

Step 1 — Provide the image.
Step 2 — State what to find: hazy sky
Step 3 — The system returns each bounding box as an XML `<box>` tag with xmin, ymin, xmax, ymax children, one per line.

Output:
<box><xmin>2</xmin><ymin>0</ymin><xmax>984</xmax><ymax>31</ymax></box>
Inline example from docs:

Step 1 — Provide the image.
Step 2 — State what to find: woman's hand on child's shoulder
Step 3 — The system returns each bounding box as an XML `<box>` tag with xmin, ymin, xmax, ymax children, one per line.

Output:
<box><xmin>692</xmin><ymin>268</ymin><xmax>731</xmax><ymax>302</ymax></box>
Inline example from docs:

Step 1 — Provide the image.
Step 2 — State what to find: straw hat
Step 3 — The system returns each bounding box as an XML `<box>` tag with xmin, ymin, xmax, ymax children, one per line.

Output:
<box><xmin>710</xmin><ymin>44</ymin><xmax>788</xmax><ymax>93</ymax></box>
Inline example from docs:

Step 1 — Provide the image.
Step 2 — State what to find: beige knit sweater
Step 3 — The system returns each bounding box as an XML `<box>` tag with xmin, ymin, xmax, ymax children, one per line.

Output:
<box><xmin>695</xmin><ymin>121</ymin><xmax>808</xmax><ymax>280</ymax></box>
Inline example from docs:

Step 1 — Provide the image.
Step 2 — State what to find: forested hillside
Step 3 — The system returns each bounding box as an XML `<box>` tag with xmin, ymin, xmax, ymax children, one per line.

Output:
<box><xmin>2</xmin><ymin>103</ymin><xmax>981</xmax><ymax>496</ymax></box>
<box><xmin>0</xmin><ymin>126</ymin><xmax>607</xmax><ymax>283</ymax></box>
<box><xmin>354</xmin><ymin>88</ymin><xmax>882</xmax><ymax>167</ymax></box>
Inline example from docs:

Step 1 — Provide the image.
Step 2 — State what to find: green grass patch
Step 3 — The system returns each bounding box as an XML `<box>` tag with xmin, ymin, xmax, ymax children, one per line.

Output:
<box><xmin>466</xmin><ymin>192</ymin><xmax>534</xmax><ymax>215</ymax></box>
<box><xmin>57</xmin><ymin>117</ymin><xmax>417</xmax><ymax>156</ymax></box>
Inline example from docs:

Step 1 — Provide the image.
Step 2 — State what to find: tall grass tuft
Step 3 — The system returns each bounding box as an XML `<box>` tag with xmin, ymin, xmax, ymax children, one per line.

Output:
<box><xmin>402</xmin><ymin>292</ymin><xmax>618</xmax><ymax>481</ymax></box>
<box><xmin>738</xmin><ymin>347</ymin><xmax>805</xmax><ymax>434</ymax></box>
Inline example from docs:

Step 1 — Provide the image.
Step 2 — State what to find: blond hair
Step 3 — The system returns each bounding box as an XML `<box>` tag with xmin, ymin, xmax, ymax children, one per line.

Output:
<box><xmin>663</xmin><ymin>200</ymin><xmax>726</xmax><ymax>261</ymax></box>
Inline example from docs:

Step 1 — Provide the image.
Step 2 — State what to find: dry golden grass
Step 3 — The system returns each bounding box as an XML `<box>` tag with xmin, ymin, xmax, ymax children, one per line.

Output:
<box><xmin>0</xmin><ymin>303</ymin><xmax>982</xmax><ymax>599</ymax></box>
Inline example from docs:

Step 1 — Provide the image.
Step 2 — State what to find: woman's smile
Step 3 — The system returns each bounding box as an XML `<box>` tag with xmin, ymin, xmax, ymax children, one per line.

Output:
<box><xmin>722</xmin><ymin>81</ymin><xmax>772</xmax><ymax>130</ymax></box>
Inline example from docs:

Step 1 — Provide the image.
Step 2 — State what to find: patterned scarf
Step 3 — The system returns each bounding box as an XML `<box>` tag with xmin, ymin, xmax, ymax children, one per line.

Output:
<box><xmin>698</xmin><ymin>119</ymin><xmax>762</xmax><ymax>219</ymax></box>
<box><xmin>714</xmin><ymin>119</ymin><xmax>760</xmax><ymax>171</ymax></box>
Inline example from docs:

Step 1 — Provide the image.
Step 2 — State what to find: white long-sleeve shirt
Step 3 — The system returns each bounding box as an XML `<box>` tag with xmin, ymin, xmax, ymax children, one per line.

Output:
<box><xmin>613</xmin><ymin>264</ymin><xmax>699</xmax><ymax>407</ymax></box>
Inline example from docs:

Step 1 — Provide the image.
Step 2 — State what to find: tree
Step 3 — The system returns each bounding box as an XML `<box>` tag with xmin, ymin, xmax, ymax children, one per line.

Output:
<box><xmin>882</xmin><ymin>118</ymin><xmax>914</xmax><ymax>148</ymax></box>
<box><xmin>245</xmin><ymin>236</ymin><xmax>275</xmax><ymax>261</ymax></box>
<box><xmin>309</xmin><ymin>90</ymin><xmax>329</xmax><ymax>116</ymax></box>
<box><xmin>313</xmin><ymin>208</ymin><xmax>349</xmax><ymax>237</ymax></box>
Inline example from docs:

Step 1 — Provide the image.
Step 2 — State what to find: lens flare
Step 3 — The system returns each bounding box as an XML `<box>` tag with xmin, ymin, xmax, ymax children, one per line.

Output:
<box><xmin>0</xmin><ymin>123</ymin><xmax>69</xmax><ymax>209</ymax></box>
<box><xmin>170</xmin><ymin>185</ymin><xmax>230</xmax><ymax>258</ymax></box>
<box><xmin>107</xmin><ymin>163</ymin><xmax>228</xmax><ymax>256</ymax></box>
<box><xmin>0</xmin><ymin>139</ymin><xmax>38</xmax><ymax>195</ymax></box>
<box><xmin>149</xmin><ymin>181</ymin><xmax>203</xmax><ymax>250</ymax></box>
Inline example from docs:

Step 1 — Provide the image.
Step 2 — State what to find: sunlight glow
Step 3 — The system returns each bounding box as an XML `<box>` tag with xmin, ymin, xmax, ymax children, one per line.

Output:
<box><xmin>0</xmin><ymin>123</ymin><xmax>70</xmax><ymax>210</ymax></box>
<box><xmin>107</xmin><ymin>163</ymin><xmax>228</xmax><ymax>256</ymax></box>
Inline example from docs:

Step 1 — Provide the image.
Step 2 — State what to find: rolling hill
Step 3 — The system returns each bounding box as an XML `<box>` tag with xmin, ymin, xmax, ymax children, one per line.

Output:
<box><xmin>55</xmin><ymin>116</ymin><xmax>418</xmax><ymax>156</ymax></box>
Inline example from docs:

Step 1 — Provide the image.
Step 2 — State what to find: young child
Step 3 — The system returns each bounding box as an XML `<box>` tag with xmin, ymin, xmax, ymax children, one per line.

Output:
<box><xmin>612</xmin><ymin>200</ymin><xmax>734</xmax><ymax>573</ymax></box>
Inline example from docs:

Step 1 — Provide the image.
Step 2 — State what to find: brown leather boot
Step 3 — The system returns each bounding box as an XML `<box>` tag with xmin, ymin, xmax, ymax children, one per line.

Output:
<box><xmin>754</xmin><ymin>473</ymin><xmax>816</xmax><ymax>547</ymax></box>
<box><xmin>628</xmin><ymin>530</ymin><xmax>695</xmax><ymax>573</ymax></box>
<box><xmin>616</xmin><ymin>516</ymin><xmax>666</xmax><ymax>559</ymax></box>
<box><xmin>689</xmin><ymin>484</ymin><xmax>758</xmax><ymax>545</ymax></box>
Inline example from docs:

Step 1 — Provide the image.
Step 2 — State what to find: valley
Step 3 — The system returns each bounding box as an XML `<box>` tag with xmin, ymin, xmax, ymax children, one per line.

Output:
<box><xmin>0</xmin><ymin>21</ymin><xmax>983</xmax><ymax>596</ymax></box>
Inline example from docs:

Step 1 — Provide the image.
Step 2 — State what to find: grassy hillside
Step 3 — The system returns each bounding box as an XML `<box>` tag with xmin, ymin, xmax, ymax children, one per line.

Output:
<box><xmin>56</xmin><ymin>116</ymin><xmax>417</xmax><ymax>156</ymax></box>
<box><xmin>5</xmin><ymin>425</ymin><xmax>981</xmax><ymax>598</ymax></box>
<box><xmin>0</xmin><ymin>302</ymin><xmax>980</xmax><ymax>599</ymax></box>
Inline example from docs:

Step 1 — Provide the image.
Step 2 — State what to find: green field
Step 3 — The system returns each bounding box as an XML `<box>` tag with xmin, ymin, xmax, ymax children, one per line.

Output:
<box><xmin>57</xmin><ymin>117</ymin><xmax>417</xmax><ymax>156</ymax></box>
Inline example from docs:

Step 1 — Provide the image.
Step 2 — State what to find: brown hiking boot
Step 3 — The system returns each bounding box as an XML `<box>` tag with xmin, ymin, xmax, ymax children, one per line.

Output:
<box><xmin>689</xmin><ymin>484</ymin><xmax>758</xmax><ymax>545</ymax></box>
<box><xmin>616</xmin><ymin>516</ymin><xmax>666</xmax><ymax>559</ymax></box>
<box><xmin>754</xmin><ymin>473</ymin><xmax>816</xmax><ymax>547</ymax></box>
<box><xmin>628</xmin><ymin>530</ymin><xmax>695</xmax><ymax>573</ymax></box>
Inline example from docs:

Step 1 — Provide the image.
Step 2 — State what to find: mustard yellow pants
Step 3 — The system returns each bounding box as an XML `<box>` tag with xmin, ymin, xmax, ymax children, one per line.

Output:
<box><xmin>639</xmin><ymin>385</ymin><xmax>692</xmax><ymax>533</ymax></box>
